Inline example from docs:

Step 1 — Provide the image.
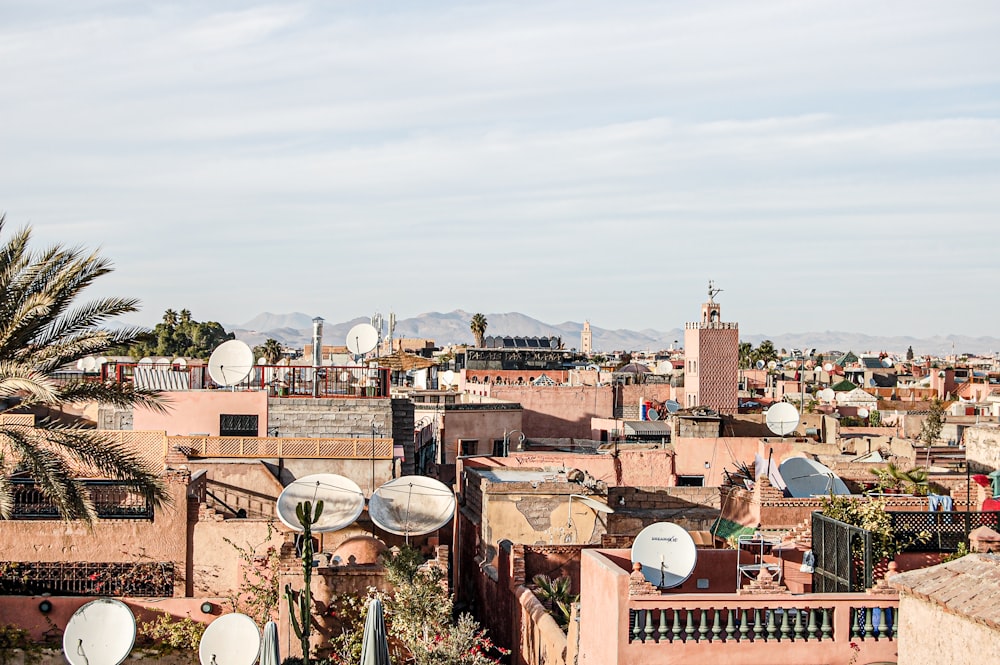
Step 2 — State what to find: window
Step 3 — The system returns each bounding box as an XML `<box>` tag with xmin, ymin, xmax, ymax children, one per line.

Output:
<box><xmin>459</xmin><ymin>439</ymin><xmax>478</xmax><ymax>456</ymax></box>
<box><xmin>220</xmin><ymin>414</ymin><xmax>258</xmax><ymax>437</ymax></box>
<box><xmin>677</xmin><ymin>475</ymin><xmax>705</xmax><ymax>487</ymax></box>
<box><xmin>492</xmin><ymin>439</ymin><xmax>506</xmax><ymax>456</ymax></box>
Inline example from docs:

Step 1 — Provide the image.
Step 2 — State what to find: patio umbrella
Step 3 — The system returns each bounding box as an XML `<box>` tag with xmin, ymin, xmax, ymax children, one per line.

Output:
<box><xmin>260</xmin><ymin>621</ymin><xmax>280</xmax><ymax>665</ymax></box>
<box><xmin>359</xmin><ymin>597</ymin><xmax>391</xmax><ymax>665</ymax></box>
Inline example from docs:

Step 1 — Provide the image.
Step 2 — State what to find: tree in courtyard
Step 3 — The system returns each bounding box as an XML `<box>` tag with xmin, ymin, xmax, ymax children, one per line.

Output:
<box><xmin>470</xmin><ymin>313</ymin><xmax>488</xmax><ymax>348</ymax></box>
<box><xmin>124</xmin><ymin>309</ymin><xmax>234</xmax><ymax>359</ymax></box>
<box><xmin>0</xmin><ymin>215</ymin><xmax>168</xmax><ymax>520</ymax></box>
<box><xmin>921</xmin><ymin>397</ymin><xmax>946</xmax><ymax>466</ymax></box>
<box><xmin>253</xmin><ymin>338</ymin><xmax>283</xmax><ymax>364</ymax></box>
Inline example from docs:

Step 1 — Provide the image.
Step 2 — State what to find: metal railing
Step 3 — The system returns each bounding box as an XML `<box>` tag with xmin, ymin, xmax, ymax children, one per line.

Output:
<box><xmin>0</xmin><ymin>561</ymin><xmax>174</xmax><ymax>597</ymax></box>
<box><xmin>812</xmin><ymin>513</ymin><xmax>873</xmax><ymax>593</ymax></box>
<box><xmin>10</xmin><ymin>479</ymin><xmax>154</xmax><ymax>520</ymax></box>
<box><xmin>105</xmin><ymin>363</ymin><xmax>391</xmax><ymax>398</ymax></box>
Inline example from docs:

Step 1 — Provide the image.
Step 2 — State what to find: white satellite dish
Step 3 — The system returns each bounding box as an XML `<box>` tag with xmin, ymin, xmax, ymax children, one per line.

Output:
<box><xmin>369</xmin><ymin>476</ymin><xmax>455</xmax><ymax>537</ymax></box>
<box><xmin>138</xmin><ymin>357</ymin><xmax>154</xmax><ymax>367</ymax></box>
<box><xmin>198</xmin><ymin>613</ymin><xmax>261</xmax><ymax>665</ymax></box>
<box><xmin>172</xmin><ymin>357</ymin><xmax>187</xmax><ymax>369</ymax></box>
<box><xmin>819</xmin><ymin>388</ymin><xmax>836</xmax><ymax>403</ymax></box>
<box><xmin>95</xmin><ymin>356</ymin><xmax>109</xmax><ymax>366</ymax></box>
<box><xmin>882</xmin><ymin>359</ymin><xmax>893</xmax><ymax>368</ymax></box>
<box><xmin>340</xmin><ymin>370</ymin><xmax>352</xmax><ymax>382</ymax></box>
<box><xmin>346</xmin><ymin>323</ymin><xmax>379</xmax><ymax>356</ymax></box>
<box><xmin>207</xmin><ymin>340</ymin><xmax>255</xmax><ymax>387</ymax></box>
<box><xmin>631</xmin><ymin>522</ymin><xmax>698</xmax><ymax>589</ymax></box>
<box><xmin>276</xmin><ymin>473</ymin><xmax>365</xmax><ymax>533</ymax></box>
<box><xmin>63</xmin><ymin>599</ymin><xmax>136</xmax><ymax>665</ymax></box>
<box><xmin>440</xmin><ymin>370</ymin><xmax>456</xmax><ymax>387</ymax></box>
<box><xmin>570</xmin><ymin>494</ymin><xmax>614</xmax><ymax>514</ymax></box>
<box><xmin>823</xmin><ymin>362</ymin><xmax>834</xmax><ymax>372</ymax></box>
<box><xmin>765</xmin><ymin>402</ymin><xmax>800</xmax><ymax>436</ymax></box>
<box><xmin>76</xmin><ymin>359</ymin><xmax>86</xmax><ymax>370</ymax></box>
<box><xmin>767</xmin><ymin>360</ymin><xmax>778</xmax><ymax>370</ymax></box>
<box><xmin>755</xmin><ymin>360</ymin><xmax>766</xmax><ymax>370</ymax></box>
<box><xmin>81</xmin><ymin>356</ymin><xmax>97</xmax><ymax>372</ymax></box>
<box><xmin>257</xmin><ymin>357</ymin><xmax>267</xmax><ymax>365</ymax></box>
<box><xmin>779</xmin><ymin>457</ymin><xmax>851</xmax><ymax>497</ymax></box>
<box><xmin>858</xmin><ymin>407</ymin><xmax>870</xmax><ymax>418</ymax></box>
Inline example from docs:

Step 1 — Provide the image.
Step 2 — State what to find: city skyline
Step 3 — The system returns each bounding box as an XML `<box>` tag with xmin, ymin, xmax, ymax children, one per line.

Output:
<box><xmin>2</xmin><ymin>1</ymin><xmax>999</xmax><ymax>336</ymax></box>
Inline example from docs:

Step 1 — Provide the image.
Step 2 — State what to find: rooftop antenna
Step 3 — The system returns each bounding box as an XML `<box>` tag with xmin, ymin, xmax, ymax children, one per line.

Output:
<box><xmin>631</xmin><ymin>522</ymin><xmax>698</xmax><ymax>588</ymax></box>
<box><xmin>371</xmin><ymin>312</ymin><xmax>384</xmax><ymax>357</ymax></box>
<box><xmin>63</xmin><ymin>599</ymin><xmax>136</xmax><ymax>665</ymax></box>
<box><xmin>368</xmin><ymin>475</ymin><xmax>456</xmax><ymax>544</ymax></box>
<box><xmin>198</xmin><ymin>613</ymin><xmax>261</xmax><ymax>665</ymax></box>
<box><xmin>276</xmin><ymin>473</ymin><xmax>366</xmax><ymax>533</ymax></box>
<box><xmin>765</xmin><ymin>402</ymin><xmax>800</xmax><ymax>437</ymax></box>
<box><xmin>207</xmin><ymin>340</ymin><xmax>255</xmax><ymax>390</ymax></box>
<box><xmin>387</xmin><ymin>312</ymin><xmax>396</xmax><ymax>353</ymax></box>
<box><xmin>707</xmin><ymin>279</ymin><xmax>722</xmax><ymax>303</ymax></box>
<box><xmin>346</xmin><ymin>323</ymin><xmax>379</xmax><ymax>361</ymax></box>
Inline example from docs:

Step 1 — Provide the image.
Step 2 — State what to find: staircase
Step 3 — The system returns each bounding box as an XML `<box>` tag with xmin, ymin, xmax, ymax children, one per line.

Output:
<box><xmin>202</xmin><ymin>480</ymin><xmax>277</xmax><ymax>519</ymax></box>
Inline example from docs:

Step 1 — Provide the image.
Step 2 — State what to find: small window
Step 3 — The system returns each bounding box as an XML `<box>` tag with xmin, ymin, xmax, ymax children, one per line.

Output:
<box><xmin>220</xmin><ymin>414</ymin><xmax>258</xmax><ymax>437</ymax></box>
<box><xmin>459</xmin><ymin>439</ymin><xmax>478</xmax><ymax>456</ymax></box>
<box><xmin>492</xmin><ymin>439</ymin><xmax>506</xmax><ymax>456</ymax></box>
<box><xmin>677</xmin><ymin>475</ymin><xmax>705</xmax><ymax>487</ymax></box>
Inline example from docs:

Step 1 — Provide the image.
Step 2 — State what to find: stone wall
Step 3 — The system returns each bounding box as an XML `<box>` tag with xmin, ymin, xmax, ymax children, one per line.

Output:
<box><xmin>606</xmin><ymin>486</ymin><xmax>721</xmax><ymax>534</ymax></box>
<box><xmin>965</xmin><ymin>423</ymin><xmax>1000</xmax><ymax>473</ymax></box>
<box><xmin>896</xmin><ymin>593</ymin><xmax>1000</xmax><ymax>665</ymax></box>
<box><xmin>267</xmin><ymin>397</ymin><xmax>414</xmax><ymax>473</ymax></box>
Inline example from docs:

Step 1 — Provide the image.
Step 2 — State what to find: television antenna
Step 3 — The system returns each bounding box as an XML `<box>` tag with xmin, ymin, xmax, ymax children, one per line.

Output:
<box><xmin>368</xmin><ymin>475</ymin><xmax>456</xmax><ymax>543</ymax></box>
<box><xmin>346</xmin><ymin>323</ymin><xmax>379</xmax><ymax>357</ymax></box>
<box><xmin>276</xmin><ymin>473</ymin><xmax>365</xmax><ymax>533</ymax></box>
<box><xmin>631</xmin><ymin>522</ymin><xmax>698</xmax><ymax>588</ymax></box>
<box><xmin>63</xmin><ymin>599</ymin><xmax>136</xmax><ymax>665</ymax></box>
<box><xmin>198</xmin><ymin>612</ymin><xmax>261</xmax><ymax>665</ymax></box>
<box><xmin>765</xmin><ymin>402</ymin><xmax>800</xmax><ymax>437</ymax></box>
<box><xmin>207</xmin><ymin>340</ymin><xmax>255</xmax><ymax>388</ymax></box>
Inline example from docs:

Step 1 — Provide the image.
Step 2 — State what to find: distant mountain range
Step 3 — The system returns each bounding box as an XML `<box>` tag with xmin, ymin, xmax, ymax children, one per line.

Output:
<box><xmin>226</xmin><ymin>311</ymin><xmax>1000</xmax><ymax>356</ymax></box>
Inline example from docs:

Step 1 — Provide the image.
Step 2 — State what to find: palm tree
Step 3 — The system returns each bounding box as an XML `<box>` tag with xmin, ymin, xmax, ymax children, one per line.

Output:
<box><xmin>0</xmin><ymin>216</ymin><xmax>168</xmax><ymax>521</ymax></box>
<box><xmin>738</xmin><ymin>341</ymin><xmax>753</xmax><ymax>369</ymax></box>
<box><xmin>178</xmin><ymin>309</ymin><xmax>192</xmax><ymax>325</ymax></box>
<box><xmin>262</xmin><ymin>338</ymin><xmax>283</xmax><ymax>364</ymax></box>
<box><xmin>162</xmin><ymin>308</ymin><xmax>178</xmax><ymax>327</ymax></box>
<box><xmin>470</xmin><ymin>313</ymin><xmax>487</xmax><ymax>348</ymax></box>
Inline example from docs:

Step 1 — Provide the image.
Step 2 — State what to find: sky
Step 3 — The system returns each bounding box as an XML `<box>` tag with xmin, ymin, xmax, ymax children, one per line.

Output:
<box><xmin>2</xmin><ymin>1</ymin><xmax>999</xmax><ymax>336</ymax></box>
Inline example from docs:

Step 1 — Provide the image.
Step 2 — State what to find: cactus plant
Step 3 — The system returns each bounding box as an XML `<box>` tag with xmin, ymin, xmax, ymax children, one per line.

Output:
<box><xmin>284</xmin><ymin>500</ymin><xmax>324</xmax><ymax>665</ymax></box>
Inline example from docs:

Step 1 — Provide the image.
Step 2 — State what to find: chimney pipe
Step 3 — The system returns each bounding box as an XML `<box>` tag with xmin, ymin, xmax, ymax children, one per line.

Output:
<box><xmin>312</xmin><ymin>317</ymin><xmax>324</xmax><ymax>368</ymax></box>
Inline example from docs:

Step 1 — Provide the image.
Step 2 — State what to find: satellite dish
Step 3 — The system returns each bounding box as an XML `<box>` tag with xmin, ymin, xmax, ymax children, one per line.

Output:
<box><xmin>76</xmin><ymin>359</ymin><xmax>86</xmax><ymax>371</ymax></box>
<box><xmin>755</xmin><ymin>360</ymin><xmax>765</xmax><ymax>370</ymax></box>
<box><xmin>346</xmin><ymin>323</ymin><xmax>379</xmax><ymax>356</ymax></box>
<box><xmin>441</xmin><ymin>370</ymin><xmax>456</xmax><ymax>387</ymax></box>
<box><xmin>208</xmin><ymin>340</ymin><xmax>255</xmax><ymax>387</ymax></box>
<box><xmin>340</xmin><ymin>370</ymin><xmax>352</xmax><ymax>382</ymax></box>
<box><xmin>138</xmin><ymin>357</ymin><xmax>154</xmax><ymax>367</ymax></box>
<box><xmin>767</xmin><ymin>360</ymin><xmax>777</xmax><ymax>370</ymax></box>
<box><xmin>198</xmin><ymin>613</ymin><xmax>261</xmax><ymax>665</ymax></box>
<box><xmin>819</xmin><ymin>388</ymin><xmax>836</xmax><ymax>403</ymax></box>
<box><xmin>369</xmin><ymin>476</ymin><xmax>455</xmax><ymax>537</ymax></box>
<box><xmin>95</xmin><ymin>356</ymin><xmax>109</xmax><ymax>366</ymax></box>
<box><xmin>647</xmin><ymin>409</ymin><xmax>660</xmax><ymax>421</ymax></box>
<box><xmin>570</xmin><ymin>494</ymin><xmax>614</xmax><ymax>514</ymax></box>
<box><xmin>869</xmin><ymin>378</ymin><xmax>877</xmax><ymax>387</ymax></box>
<box><xmin>787</xmin><ymin>360</ymin><xmax>798</xmax><ymax>369</ymax></box>
<box><xmin>276</xmin><ymin>473</ymin><xmax>365</xmax><ymax>533</ymax></box>
<box><xmin>172</xmin><ymin>357</ymin><xmax>187</xmax><ymax>369</ymax></box>
<box><xmin>277</xmin><ymin>358</ymin><xmax>289</xmax><ymax>366</ymax></box>
<box><xmin>823</xmin><ymin>362</ymin><xmax>834</xmax><ymax>372</ymax></box>
<box><xmin>858</xmin><ymin>407</ymin><xmax>870</xmax><ymax>418</ymax></box>
<box><xmin>779</xmin><ymin>457</ymin><xmax>851</xmax><ymax>497</ymax></box>
<box><xmin>81</xmin><ymin>356</ymin><xmax>98</xmax><ymax>372</ymax></box>
<box><xmin>63</xmin><ymin>599</ymin><xmax>136</xmax><ymax>665</ymax></box>
<box><xmin>257</xmin><ymin>357</ymin><xmax>267</xmax><ymax>365</ymax></box>
<box><xmin>664</xmin><ymin>400</ymin><xmax>681</xmax><ymax>413</ymax></box>
<box><xmin>765</xmin><ymin>402</ymin><xmax>800</xmax><ymax>436</ymax></box>
<box><xmin>631</xmin><ymin>522</ymin><xmax>698</xmax><ymax>589</ymax></box>
<box><xmin>882</xmin><ymin>359</ymin><xmax>893</xmax><ymax>368</ymax></box>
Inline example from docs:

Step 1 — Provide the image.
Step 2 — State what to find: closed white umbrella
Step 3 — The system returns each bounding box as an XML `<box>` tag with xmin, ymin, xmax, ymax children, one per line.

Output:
<box><xmin>359</xmin><ymin>598</ymin><xmax>391</xmax><ymax>665</ymax></box>
<box><xmin>260</xmin><ymin>621</ymin><xmax>279</xmax><ymax>665</ymax></box>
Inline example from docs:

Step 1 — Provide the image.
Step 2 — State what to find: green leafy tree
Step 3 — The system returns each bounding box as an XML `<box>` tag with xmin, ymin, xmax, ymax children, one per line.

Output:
<box><xmin>254</xmin><ymin>338</ymin><xmax>283</xmax><ymax>364</ymax></box>
<box><xmin>127</xmin><ymin>310</ymin><xmax>234</xmax><ymax>360</ymax></box>
<box><xmin>382</xmin><ymin>546</ymin><xmax>506</xmax><ymax>665</ymax></box>
<box><xmin>752</xmin><ymin>340</ymin><xmax>778</xmax><ymax>366</ymax></box>
<box><xmin>920</xmin><ymin>398</ymin><xmax>945</xmax><ymax>447</ymax></box>
<box><xmin>470</xmin><ymin>313</ymin><xmax>488</xmax><ymax>348</ymax></box>
<box><xmin>0</xmin><ymin>216</ymin><xmax>168</xmax><ymax>521</ymax></box>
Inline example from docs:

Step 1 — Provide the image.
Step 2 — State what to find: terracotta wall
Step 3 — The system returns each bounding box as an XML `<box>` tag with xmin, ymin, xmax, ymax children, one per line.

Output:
<box><xmin>514</xmin><ymin>585</ymin><xmax>569</xmax><ymax>665</ymax></box>
<box><xmin>0</xmin><ymin>595</ymin><xmax>226</xmax><ymax>642</ymax></box>
<box><xmin>466</xmin><ymin>449</ymin><xmax>675</xmax><ymax>488</ymax></box>
<box><xmin>488</xmin><ymin>386</ymin><xmax>615</xmax><ymax>439</ymax></box>
<box><xmin>896</xmin><ymin>593</ymin><xmax>1000</xmax><ymax>665</ymax></box>
<box><xmin>0</xmin><ymin>472</ymin><xmax>192</xmax><ymax>596</ymax></box>
<box><xmin>440</xmin><ymin>407</ymin><xmax>523</xmax><ymax>464</ymax></box>
<box><xmin>134</xmin><ymin>391</ymin><xmax>267</xmax><ymax>436</ymax></box>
